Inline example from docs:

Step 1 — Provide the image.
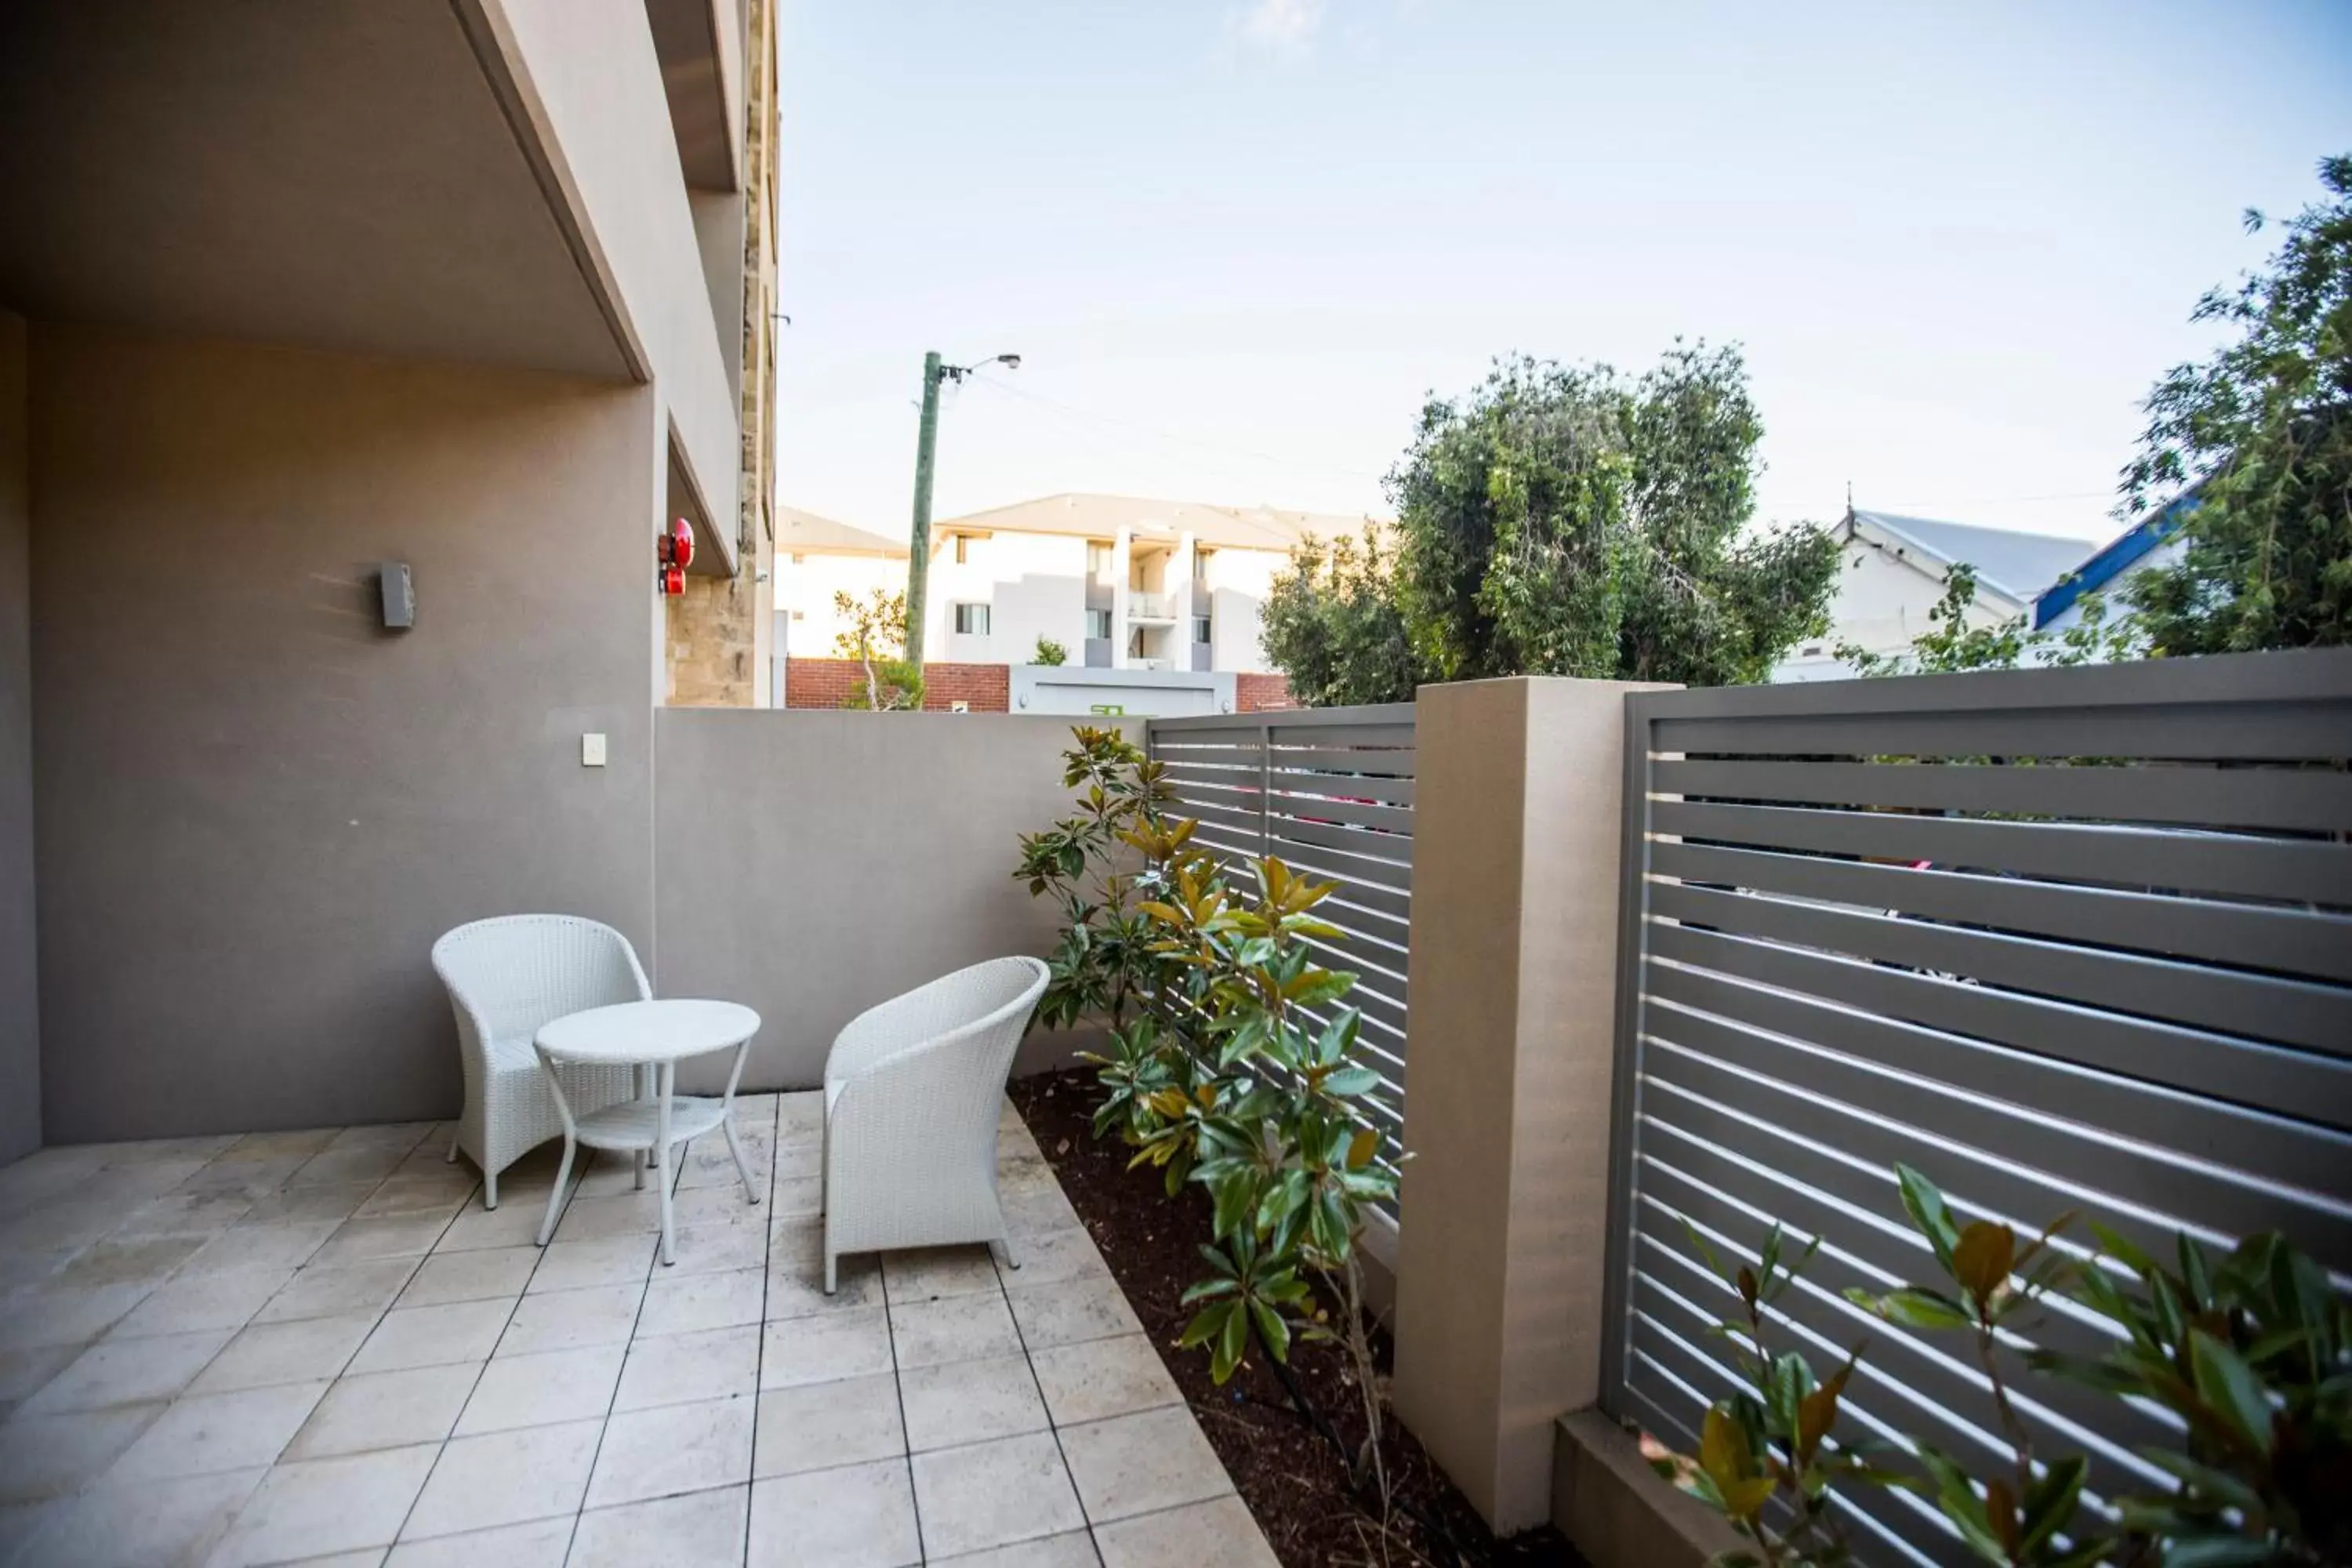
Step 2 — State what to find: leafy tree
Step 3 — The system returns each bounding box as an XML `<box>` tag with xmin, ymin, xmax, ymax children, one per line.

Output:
<box><xmin>833</xmin><ymin>587</ymin><xmax>923</xmax><ymax>710</ymax></box>
<box><xmin>1396</xmin><ymin>346</ymin><xmax>1839</xmax><ymax>685</ymax></box>
<box><xmin>1032</xmin><ymin>635</ymin><xmax>1069</xmax><ymax>666</ymax></box>
<box><xmin>2120</xmin><ymin>154</ymin><xmax>2352</xmax><ymax>654</ymax></box>
<box><xmin>1260</xmin><ymin>530</ymin><xmax>1420</xmax><ymax>706</ymax></box>
<box><xmin>1262</xmin><ymin>344</ymin><xmax>1839</xmax><ymax>702</ymax></box>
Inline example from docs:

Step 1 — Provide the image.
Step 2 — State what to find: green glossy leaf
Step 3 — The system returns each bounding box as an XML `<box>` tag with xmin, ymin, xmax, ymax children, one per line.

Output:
<box><xmin>1249</xmin><ymin>1299</ymin><xmax>1291</xmax><ymax>1363</ymax></box>
<box><xmin>1913</xmin><ymin>1444</ymin><xmax>2005</xmax><ymax>1568</ymax></box>
<box><xmin>1178</xmin><ymin>1300</ymin><xmax>1232</xmax><ymax>1350</ymax></box>
<box><xmin>2187</xmin><ymin>1329</ymin><xmax>2274</xmax><ymax>1452</ymax></box>
<box><xmin>1896</xmin><ymin>1164</ymin><xmax>1960</xmax><ymax>1276</ymax></box>
<box><xmin>2178</xmin><ymin>1232</ymin><xmax>2214</xmax><ymax>1313</ymax></box>
<box><xmin>2017</xmin><ymin>1454</ymin><xmax>2085</xmax><ymax>1555</ymax></box>
<box><xmin>1216</xmin><ymin>1290</ymin><xmax>1250</xmax><ymax>1379</ymax></box>
<box><xmin>2157</xmin><ymin>1534</ymin><xmax>2285</xmax><ymax>1568</ymax></box>
<box><xmin>2137</xmin><ymin>1448</ymin><xmax>2263</xmax><ymax>1514</ymax></box>
<box><xmin>1848</xmin><ymin>1287</ymin><xmax>1973</xmax><ymax>1331</ymax></box>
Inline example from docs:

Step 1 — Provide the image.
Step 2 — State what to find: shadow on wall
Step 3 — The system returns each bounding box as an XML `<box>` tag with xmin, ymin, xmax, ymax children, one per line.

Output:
<box><xmin>651</xmin><ymin>707</ymin><xmax>1123</xmax><ymax>1092</ymax></box>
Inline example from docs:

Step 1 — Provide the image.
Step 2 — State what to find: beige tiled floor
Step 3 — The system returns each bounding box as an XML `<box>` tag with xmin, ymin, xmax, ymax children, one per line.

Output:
<box><xmin>0</xmin><ymin>1095</ymin><xmax>1279</xmax><ymax>1567</ymax></box>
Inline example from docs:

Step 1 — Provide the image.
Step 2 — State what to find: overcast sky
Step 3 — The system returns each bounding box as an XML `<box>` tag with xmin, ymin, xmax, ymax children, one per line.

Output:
<box><xmin>773</xmin><ymin>0</ymin><xmax>2352</xmax><ymax>546</ymax></box>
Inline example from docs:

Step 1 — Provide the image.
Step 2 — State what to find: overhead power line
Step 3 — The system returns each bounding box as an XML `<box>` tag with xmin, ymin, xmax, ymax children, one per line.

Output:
<box><xmin>963</xmin><ymin>373</ymin><xmax>1388</xmax><ymax>485</ymax></box>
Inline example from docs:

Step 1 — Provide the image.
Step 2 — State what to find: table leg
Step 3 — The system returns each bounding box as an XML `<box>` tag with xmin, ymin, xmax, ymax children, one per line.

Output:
<box><xmin>655</xmin><ymin>1059</ymin><xmax>676</xmax><ymax>1266</ymax></box>
<box><xmin>538</xmin><ymin>1134</ymin><xmax>575</xmax><ymax>1248</ymax></box>
<box><xmin>632</xmin><ymin>1065</ymin><xmax>648</xmax><ymax>1190</ymax></box>
<box><xmin>720</xmin><ymin>1039</ymin><xmax>760</xmax><ymax>1207</ymax></box>
<box><xmin>532</xmin><ymin>1043</ymin><xmax>582</xmax><ymax>1247</ymax></box>
<box><xmin>639</xmin><ymin>1063</ymin><xmax>661</xmax><ymax>1171</ymax></box>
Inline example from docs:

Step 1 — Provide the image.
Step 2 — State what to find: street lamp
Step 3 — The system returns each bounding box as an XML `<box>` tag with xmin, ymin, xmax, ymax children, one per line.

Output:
<box><xmin>906</xmin><ymin>350</ymin><xmax>1020</xmax><ymax>666</ymax></box>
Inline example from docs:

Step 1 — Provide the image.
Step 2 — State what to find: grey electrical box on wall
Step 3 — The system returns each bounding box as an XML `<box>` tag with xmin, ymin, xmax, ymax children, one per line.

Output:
<box><xmin>379</xmin><ymin>562</ymin><xmax>415</xmax><ymax>630</ymax></box>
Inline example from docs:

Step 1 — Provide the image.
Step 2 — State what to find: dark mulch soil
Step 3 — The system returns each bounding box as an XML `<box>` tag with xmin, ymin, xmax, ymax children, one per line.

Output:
<box><xmin>1011</xmin><ymin>1069</ymin><xmax>1584</xmax><ymax>1568</ymax></box>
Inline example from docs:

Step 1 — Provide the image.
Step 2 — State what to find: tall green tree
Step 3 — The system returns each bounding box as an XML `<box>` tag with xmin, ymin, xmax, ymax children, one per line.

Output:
<box><xmin>1260</xmin><ymin>530</ymin><xmax>1419</xmax><ymax>706</ymax></box>
<box><xmin>2121</xmin><ymin>153</ymin><xmax>2352</xmax><ymax>653</ymax></box>
<box><xmin>1261</xmin><ymin>344</ymin><xmax>1838</xmax><ymax>701</ymax></box>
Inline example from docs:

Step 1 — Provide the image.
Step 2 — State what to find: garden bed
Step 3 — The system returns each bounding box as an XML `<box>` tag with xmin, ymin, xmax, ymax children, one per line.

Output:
<box><xmin>1011</xmin><ymin>1069</ymin><xmax>1583</xmax><ymax>1568</ymax></box>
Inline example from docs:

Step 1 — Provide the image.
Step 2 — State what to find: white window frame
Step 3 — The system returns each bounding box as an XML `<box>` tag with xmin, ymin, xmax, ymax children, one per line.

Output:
<box><xmin>953</xmin><ymin>602</ymin><xmax>991</xmax><ymax>636</ymax></box>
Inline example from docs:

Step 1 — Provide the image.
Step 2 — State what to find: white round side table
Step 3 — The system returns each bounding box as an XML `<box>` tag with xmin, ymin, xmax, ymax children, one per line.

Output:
<box><xmin>532</xmin><ymin>998</ymin><xmax>763</xmax><ymax>1265</ymax></box>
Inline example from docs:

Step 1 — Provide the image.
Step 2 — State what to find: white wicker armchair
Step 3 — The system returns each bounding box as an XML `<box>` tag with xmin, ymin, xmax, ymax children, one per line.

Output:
<box><xmin>822</xmin><ymin>956</ymin><xmax>1051</xmax><ymax>1292</ymax></box>
<box><xmin>432</xmin><ymin>915</ymin><xmax>648</xmax><ymax>1210</ymax></box>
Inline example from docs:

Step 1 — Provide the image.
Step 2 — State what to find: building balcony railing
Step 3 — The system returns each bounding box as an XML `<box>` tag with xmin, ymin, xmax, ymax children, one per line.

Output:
<box><xmin>1127</xmin><ymin>590</ymin><xmax>1175</xmax><ymax>621</ymax></box>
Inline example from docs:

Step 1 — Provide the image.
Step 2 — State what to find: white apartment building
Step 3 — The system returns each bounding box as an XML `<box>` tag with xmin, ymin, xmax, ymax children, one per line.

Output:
<box><xmin>776</xmin><ymin>492</ymin><xmax>1378</xmax><ymax>673</ymax></box>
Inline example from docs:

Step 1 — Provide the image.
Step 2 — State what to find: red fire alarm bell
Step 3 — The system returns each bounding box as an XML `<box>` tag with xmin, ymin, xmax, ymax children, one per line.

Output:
<box><xmin>657</xmin><ymin>517</ymin><xmax>694</xmax><ymax>594</ymax></box>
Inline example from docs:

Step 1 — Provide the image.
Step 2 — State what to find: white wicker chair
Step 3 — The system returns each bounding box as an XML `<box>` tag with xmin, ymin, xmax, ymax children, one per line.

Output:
<box><xmin>432</xmin><ymin>915</ymin><xmax>647</xmax><ymax>1210</ymax></box>
<box><xmin>822</xmin><ymin>956</ymin><xmax>1051</xmax><ymax>1292</ymax></box>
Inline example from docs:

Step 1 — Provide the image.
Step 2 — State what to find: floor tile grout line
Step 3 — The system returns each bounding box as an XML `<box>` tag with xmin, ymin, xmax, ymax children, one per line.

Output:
<box><xmin>379</xmin><ymin>1141</ymin><xmax>619</xmax><ymax>1560</ymax></box>
<box><xmin>33</xmin><ymin>1121</ymin><xmax>470</xmax><ymax>1564</ymax></box>
<box><xmin>546</xmin><ymin>1128</ymin><xmax>708</xmax><ymax>1560</ymax></box>
<box><xmin>2</xmin><ymin>1103</ymin><xmax>960</xmax><ymax>1563</ymax></box>
<box><xmin>732</xmin><ymin>1091</ymin><xmax>776</xmax><ymax>1568</ymax></box>
<box><xmin>994</xmin><ymin>1104</ymin><xmax>1106</xmax><ymax>1567</ymax></box>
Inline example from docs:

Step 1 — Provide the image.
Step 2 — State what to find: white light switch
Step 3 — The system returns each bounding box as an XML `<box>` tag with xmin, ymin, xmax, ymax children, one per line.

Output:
<box><xmin>582</xmin><ymin>733</ymin><xmax>607</xmax><ymax>768</ymax></box>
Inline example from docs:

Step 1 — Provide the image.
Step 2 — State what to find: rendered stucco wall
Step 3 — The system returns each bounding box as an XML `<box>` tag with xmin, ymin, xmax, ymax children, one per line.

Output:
<box><xmin>1203</xmin><ymin>548</ymin><xmax>1281</xmax><ymax>673</ymax></box>
<box><xmin>652</xmin><ymin>709</ymin><xmax>1121</xmax><ymax>1091</ymax></box>
<box><xmin>1392</xmin><ymin>676</ymin><xmax>1671</xmax><ymax>1533</ymax></box>
<box><xmin>0</xmin><ymin>311</ymin><xmax>34</xmax><ymax>1163</ymax></box>
<box><xmin>29</xmin><ymin>325</ymin><xmax>659</xmax><ymax>1141</ymax></box>
<box><xmin>930</xmin><ymin>532</ymin><xmax>1088</xmax><ymax>666</ymax></box>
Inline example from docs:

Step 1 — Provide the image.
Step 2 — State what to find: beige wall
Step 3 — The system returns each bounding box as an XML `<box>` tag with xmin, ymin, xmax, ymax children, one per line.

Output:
<box><xmin>1392</xmin><ymin>676</ymin><xmax>1669</xmax><ymax>1534</ymax></box>
<box><xmin>652</xmin><ymin>709</ymin><xmax>1117</xmax><ymax>1091</ymax></box>
<box><xmin>30</xmin><ymin>325</ymin><xmax>661</xmax><ymax>1142</ymax></box>
<box><xmin>0</xmin><ymin>311</ymin><xmax>34</xmax><ymax>1163</ymax></box>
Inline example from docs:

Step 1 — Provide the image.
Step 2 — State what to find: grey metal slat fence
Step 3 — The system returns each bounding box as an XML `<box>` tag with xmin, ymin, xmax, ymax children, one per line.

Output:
<box><xmin>1145</xmin><ymin>706</ymin><xmax>1417</xmax><ymax>1196</ymax></box>
<box><xmin>1599</xmin><ymin>648</ymin><xmax>2352</xmax><ymax>1568</ymax></box>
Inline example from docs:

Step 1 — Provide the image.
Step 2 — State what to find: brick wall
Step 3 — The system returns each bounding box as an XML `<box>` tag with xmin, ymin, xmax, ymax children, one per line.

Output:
<box><xmin>786</xmin><ymin>658</ymin><xmax>1011</xmax><ymax>712</ymax></box>
<box><xmin>1236</xmin><ymin>672</ymin><xmax>1296</xmax><ymax>712</ymax></box>
<box><xmin>790</xmin><ymin>659</ymin><xmax>1283</xmax><ymax>715</ymax></box>
<box><xmin>920</xmin><ymin>662</ymin><xmax>1011</xmax><ymax>712</ymax></box>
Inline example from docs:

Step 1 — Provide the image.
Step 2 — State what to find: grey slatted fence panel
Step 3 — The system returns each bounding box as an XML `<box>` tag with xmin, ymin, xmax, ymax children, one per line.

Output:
<box><xmin>1600</xmin><ymin>648</ymin><xmax>2352</xmax><ymax>1568</ymax></box>
<box><xmin>1147</xmin><ymin>706</ymin><xmax>1417</xmax><ymax>1202</ymax></box>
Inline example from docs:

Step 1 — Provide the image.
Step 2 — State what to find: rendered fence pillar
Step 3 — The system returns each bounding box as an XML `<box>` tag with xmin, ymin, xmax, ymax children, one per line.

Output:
<box><xmin>1392</xmin><ymin>675</ymin><xmax>1671</xmax><ymax>1534</ymax></box>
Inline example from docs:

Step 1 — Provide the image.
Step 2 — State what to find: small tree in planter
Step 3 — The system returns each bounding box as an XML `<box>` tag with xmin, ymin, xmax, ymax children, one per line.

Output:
<box><xmin>1014</xmin><ymin>727</ymin><xmax>1412</xmax><ymax>1512</ymax></box>
<box><xmin>1113</xmin><ymin>823</ymin><xmax>1404</xmax><ymax>1501</ymax></box>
